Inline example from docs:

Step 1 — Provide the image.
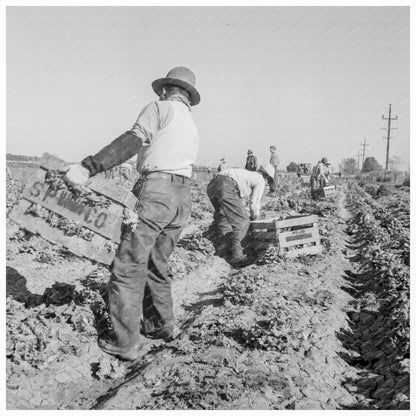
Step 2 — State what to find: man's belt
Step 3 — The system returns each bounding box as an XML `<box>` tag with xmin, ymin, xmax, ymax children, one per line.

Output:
<box><xmin>143</xmin><ymin>171</ymin><xmax>190</xmax><ymax>184</ymax></box>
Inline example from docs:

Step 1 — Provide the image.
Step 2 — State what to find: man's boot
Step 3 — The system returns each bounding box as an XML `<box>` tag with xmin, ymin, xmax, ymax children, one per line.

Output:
<box><xmin>229</xmin><ymin>237</ymin><xmax>247</xmax><ymax>266</ymax></box>
<box><xmin>98</xmin><ymin>336</ymin><xmax>148</xmax><ymax>361</ymax></box>
<box><xmin>215</xmin><ymin>232</ymin><xmax>232</xmax><ymax>256</ymax></box>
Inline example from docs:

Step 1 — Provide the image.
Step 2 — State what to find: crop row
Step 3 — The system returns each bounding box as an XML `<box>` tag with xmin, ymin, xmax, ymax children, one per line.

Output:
<box><xmin>346</xmin><ymin>183</ymin><xmax>410</xmax><ymax>359</ymax></box>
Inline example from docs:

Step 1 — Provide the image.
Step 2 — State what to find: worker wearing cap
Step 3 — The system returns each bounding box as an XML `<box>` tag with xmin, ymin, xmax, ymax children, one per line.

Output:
<box><xmin>63</xmin><ymin>67</ymin><xmax>200</xmax><ymax>360</ymax></box>
<box><xmin>207</xmin><ymin>164</ymin><xmax>275</xmax><ymax>266</ymax></box>
<box><xmin>245</xmin><ymin>149</ymin><xmax>258</xmax><ymax>171</ymax></box>
<box><xmin>311</xmin><ymin>157</ymin><xmax>331</xmax><ymax>199</ymax></box>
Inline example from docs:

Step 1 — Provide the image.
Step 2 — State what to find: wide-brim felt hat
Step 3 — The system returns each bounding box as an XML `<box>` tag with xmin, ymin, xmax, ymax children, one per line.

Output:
<box><xmin>152</xmin><ymin>66</ymin><xmax>200</xmax><ymax>106</ymax></box>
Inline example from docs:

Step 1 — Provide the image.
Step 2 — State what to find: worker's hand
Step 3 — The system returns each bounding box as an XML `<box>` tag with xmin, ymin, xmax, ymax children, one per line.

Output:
<box><xmin>250</xmin><ymin>214</ymin><xmax>259</xmax><ymax>221</ymax></box>
<box><xmin>61</xmin><ymin>164</ymin><xmax>90</xmax><ymax>187</ymax></box>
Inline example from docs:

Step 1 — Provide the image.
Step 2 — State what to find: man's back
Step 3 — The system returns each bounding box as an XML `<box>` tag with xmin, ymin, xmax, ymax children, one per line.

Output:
<box><xmin>270</xmin><ymin>152</ymin><xmax>279</xmax><ymax>167</ymax></box>
<box><xmin>134</xmin><ymin>100</ymin><xmax>199</xmax><ymax>177</ymax></box>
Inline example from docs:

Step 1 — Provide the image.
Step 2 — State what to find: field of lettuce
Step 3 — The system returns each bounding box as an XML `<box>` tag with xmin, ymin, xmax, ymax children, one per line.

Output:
<box><xmin>6</xmin><ymin>162</ymin><xmax>410</xmax><ymax>410</ymax></box>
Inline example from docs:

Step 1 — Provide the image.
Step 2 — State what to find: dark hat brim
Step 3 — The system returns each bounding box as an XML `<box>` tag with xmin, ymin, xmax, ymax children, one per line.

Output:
<box><xmin>152</xmin><ymin>77</ymin><xmax>200</xmax><ymax>106</ymax></box>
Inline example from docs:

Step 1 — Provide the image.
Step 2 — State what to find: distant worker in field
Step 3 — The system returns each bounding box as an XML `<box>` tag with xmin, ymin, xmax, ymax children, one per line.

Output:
<box><xmin>63</xmin><ymin>66</ymin><xmax>200</xmax><ymax>361</ymax></box>
<box><xmin>217</xmin><ymin>157</ymin><xmax>228</xmax><ymax>172</ymax></box>
<box><xmin>207</xmin><ymin>164</ymin><xmax>275</xmax><ymax>266</ymax></box>
<box><xmin>310</xmin><ymin>157</ymin><xmax>331</xmax><ymax>199</ymax></box>
<box><xmin>245</xmin><ymin>149</ymin><xmax>258</xmax><ymax>171</ymax></box>
<box><xmin>269</xmin><ymin>145</ymin><xmax>280</xmax><ymax>188</ymax></box>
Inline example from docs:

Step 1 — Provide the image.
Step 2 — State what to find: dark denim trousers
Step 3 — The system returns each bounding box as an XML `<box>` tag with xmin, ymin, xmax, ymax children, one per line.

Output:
<box><xmin>108</xmin><ymin>175</ymin><xmax>191</xmax><ymax>347</ymax></box>
<box><xmin>207</xmin><ymin>176</ymin><xmax>250</xmax><ymax>258</ymax></box>
<box><xmin>310</xmin><ymin>175</ymin><xmax>325</xmax><ymax>199</ymax></box>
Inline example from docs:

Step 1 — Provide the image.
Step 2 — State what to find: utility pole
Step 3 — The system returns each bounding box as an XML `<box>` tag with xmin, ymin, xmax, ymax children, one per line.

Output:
<box><xmin>381</xmin><ymin>104</ymin><xmax>398</xmax><ymax>172</ymax></box>
<box><xmin>360</xmin><ymin>137</ymin><xmax>369</xmax><ymax>168</ymax></box>
<box><xmin>357</xmin><ymin>151</ymin><xmax>361</xmax><ymax>171</ymax></box>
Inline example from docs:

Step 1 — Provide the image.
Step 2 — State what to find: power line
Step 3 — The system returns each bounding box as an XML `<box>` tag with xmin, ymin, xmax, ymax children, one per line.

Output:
<box><xmin>360</xmin><ymin>137</ymin><xmax>369</xmax><ymax>169</ymax></box>
<box><xmin>381</xmin><ymin>104</ymin><xmax>398</xmax><ymax>172</ymax></box>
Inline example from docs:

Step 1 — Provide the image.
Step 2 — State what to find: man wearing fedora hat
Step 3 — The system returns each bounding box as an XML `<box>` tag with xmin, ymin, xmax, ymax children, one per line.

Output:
<box><xmin>207</xmin><ymin>164</ymin><xmax>275</xmax><ymax>266</ymax></box>
<box><xmin>63</xmin><ymin>67</ymin><xmax>200</xmax><ymax>360</ymax></box>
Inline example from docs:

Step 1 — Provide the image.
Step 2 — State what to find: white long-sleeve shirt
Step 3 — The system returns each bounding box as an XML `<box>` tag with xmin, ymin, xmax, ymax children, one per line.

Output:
<box><xmin>131</xmin><ymin>98</ymin><xmax>199</xmax><ymax>178</ymax></box>
<box><xmin>217</xmin><ymin>168</ymin><xmax>265</xmax><ymax>218</ymax></box>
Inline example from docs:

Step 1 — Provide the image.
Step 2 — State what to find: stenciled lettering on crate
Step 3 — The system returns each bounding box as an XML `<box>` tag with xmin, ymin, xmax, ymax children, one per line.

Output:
<box><xmin>10</xmin><ymin>153</ymin><xmax>137</xmax><ymax>265</ymax></box>
<box><xmin>250</xmin><ymin>214</ymin><xmax>322</xmax><ymax>258</ymax></box>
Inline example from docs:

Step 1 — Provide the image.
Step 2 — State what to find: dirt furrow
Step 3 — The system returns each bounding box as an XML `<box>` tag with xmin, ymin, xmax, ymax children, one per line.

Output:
<box><xmin>89</xmin><ymin>191</ymin><xmax>365</xmax><ymax>410</ymax></box>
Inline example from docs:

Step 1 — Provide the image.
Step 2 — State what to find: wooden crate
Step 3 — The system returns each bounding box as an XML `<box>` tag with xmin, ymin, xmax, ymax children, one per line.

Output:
<box><xmin>300</xmin><ymin>175</ymin><xmax>311</xmax><ymax>187</ymax></box>
<box><xmin>335</xmin><ymin>184</ymin><xmax>346</xmax><ymax>191</ymax></box>
<box><xmin>250</xmin><ymin>218</ymin><xmax>279</xmax><ymax>249</ymax></box>
<box><xmin>323</xmin><ymin>185</ymin><xmax>336</xmax><ymax>197</ymax></box>
<box><xmin>250</xmin><ymin>214</ymin><xmax>322</xmax><ymax>258</ymax></box>
<box><xmin>9</xmin><ymin>153</ymin><xmax>137</xmax><ymax>265</ymax></box>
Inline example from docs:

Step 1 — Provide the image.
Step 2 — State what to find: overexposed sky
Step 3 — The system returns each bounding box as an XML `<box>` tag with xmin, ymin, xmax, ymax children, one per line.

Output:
<box><xmin>6</xmin><ymin>6</ymin><xmax>410</xmax><ymax>169</ymax></box>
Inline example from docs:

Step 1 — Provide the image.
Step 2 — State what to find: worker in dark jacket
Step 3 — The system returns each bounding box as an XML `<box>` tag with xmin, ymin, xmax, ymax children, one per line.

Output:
<box><xmin>63</xmin><ymin>67</ymin><xmax>200</xmax><ymax>361</ymax></box>
<box><xmin>245</xmin><ymin>149</ymin><xmax>258</xmax><ymax>171</ymax></box>
<box><xmin>310</xmin><ymin>157</ymin><xmax>331</xmax><ymax>199</ymax></box>
<box><xmin>207</xmin><ymin>164</ymin><xmax>275</xmax><ymax>266</ymax></box>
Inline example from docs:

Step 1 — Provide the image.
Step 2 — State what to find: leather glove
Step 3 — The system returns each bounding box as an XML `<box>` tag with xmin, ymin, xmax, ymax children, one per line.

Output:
<box><xmin>62</xmin><ymin>164</ymin><xmax>90</xmax><ymax>187</ymax></box>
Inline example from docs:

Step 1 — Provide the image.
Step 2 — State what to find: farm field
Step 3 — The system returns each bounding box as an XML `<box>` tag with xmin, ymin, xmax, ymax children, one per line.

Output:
<box><xmin>5</xmin><ymin>163</ymin><xmax>410</xmax><ymax>410</ymax></box>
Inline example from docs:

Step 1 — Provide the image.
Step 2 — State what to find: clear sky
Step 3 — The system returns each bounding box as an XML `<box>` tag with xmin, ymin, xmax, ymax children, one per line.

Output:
<box><xmin>6</xmin><ymin>6</ymin><xmax>410</xmax><ymax>170</ymax></box>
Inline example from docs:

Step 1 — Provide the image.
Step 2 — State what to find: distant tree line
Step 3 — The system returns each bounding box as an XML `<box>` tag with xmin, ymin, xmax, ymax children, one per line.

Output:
<box><xmin>6</xmin><ymin>154</ymin><xmax>40</xmax><ymax>162</ymax></box>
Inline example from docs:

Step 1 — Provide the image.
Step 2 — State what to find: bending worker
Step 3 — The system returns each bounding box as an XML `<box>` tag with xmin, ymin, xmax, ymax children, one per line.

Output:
<box><xmin>310</xmin><ymin>157</ymin><xmax>331</xmax><ymax>199</ymax></box>
<box><xmin>207</xmin><ymin>164</ymin><xmax>275</xmax><ymax>266</ymax></box>
<box><xmin>63</xmin><ymin>67</ymin><xmax>200</xmax><ymax>361</ymax></box>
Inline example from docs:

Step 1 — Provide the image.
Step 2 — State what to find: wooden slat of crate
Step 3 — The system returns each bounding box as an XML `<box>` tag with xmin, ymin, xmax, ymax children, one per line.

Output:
<box><xmin>278</xmin><ymin>223</ymin><xmax>320</xmax><ymax>249</ymax></box>
<box><xmin>9</xmin><ymin>199</ymin><xmax>116</xmax><ymax>265</ymax></box>
<box><xmin>39</xmin><ymin>153</ymin><xmax>137</xmax><ymax>210</ymax></box>
<box><xmin>284</xmin><ymin>244</ymin><xmax>322</xmax><ymax>258</ymax></box>
<box><xmin>250</xmin><ymin>219</ymin><xmax>278</xmax><ymax>230</ymax></box>
<box><xmin>275</xmin><ymin>215</ymin><xmax>319</xmax><ymax>230</ymax></box>
<box><xmin>323</xmin><ymin>186</ymin><xmax>336</xmax><ymax>197</ymax></box>
<box><xmin>22</xmin><ymin>168</ymin><xmax>122</xmax><ymax>241</ymax></box>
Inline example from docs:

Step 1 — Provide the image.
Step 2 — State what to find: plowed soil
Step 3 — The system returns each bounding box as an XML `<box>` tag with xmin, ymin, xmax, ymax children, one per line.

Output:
<box><xmin>6</xmin><ymin>164</ymin><xmax>410</xmax><ymax>410</ymax></box>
